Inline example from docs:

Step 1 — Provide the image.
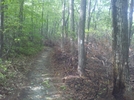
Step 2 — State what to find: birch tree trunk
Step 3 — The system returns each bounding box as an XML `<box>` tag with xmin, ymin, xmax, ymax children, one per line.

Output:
<box><xmin>78</xmin><ymin>0</ymin><xmax>86</xmax><ymax>76</ymax></box>
<box><xmin>111</xmin><ymin>0</ymin><xmax>130</xmax><ymax>99</ymax></box>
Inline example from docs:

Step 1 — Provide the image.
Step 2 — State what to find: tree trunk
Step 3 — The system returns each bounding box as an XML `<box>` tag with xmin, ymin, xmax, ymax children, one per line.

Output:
<box><xmin>61</xmin><ymin>0</ymin><xmax>66</xmax><ymax>49</ymax></box>
<box><xmin>65</xmin><ymin>3</ymin><xmax>70</xmax><ymax>38</ymax></box>
<box><xmin>78</xmin><ymin>0</ymin><xmax>86</xmax><ymax>76</ymax></box>
<box><xmin>41</xmin><ymin>0</ymin><xmax>44</xmax><ymax>35</ymax></box>
<box><xmin>30</xmin><ymin>0</ymin><xmax>34</xmax><ymax>41</ymax></box>
<box><xmin>85</xmin><ymin>0</ymin><xmax>91</xmax><ymax>56</ymax></box>
<box><xmin>45</xmin><ymin>14</ymin><xmax>49</xmax><ymax>39</ymax></box>
<box><xmin>87</xmin><ymin>0</ymin><xmax>91</xmax><ymax>31</ymax></box>
<box><xmin>128</xmin><ymin>0</ymin><xmax>133</xmax><ymax>47</ymax></box>
<box><xmin>91</xmin><ymin>0</ymin><xmax>97</xmax><ymax>30</ymax></box>
<box><xmin>0</xmin><ymin>0</ymin><xmax>4</xmax><ymax>58</ymax></box>
<box><xmin>19</xmin><ymin>0</ymin><xmax>24</xmax><ymax>33</ymax></box>
<box><xmin>70</xmin><ymin>0</ymin><xmax>75</xmax><ymax>54</ymax></box>
<box><xmin>70</xmin><ymin>0</ymin><xmax>75</xmax><ymax>32</ymax></box>
<box><xmin>111</xmin><ymin>0</ymin><xmax>129</xmax><ymax>99</ymax></box>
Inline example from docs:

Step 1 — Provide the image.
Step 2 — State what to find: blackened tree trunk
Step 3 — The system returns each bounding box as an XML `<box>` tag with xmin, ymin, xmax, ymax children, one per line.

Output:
<box><xmin>78</xmin><ymin>0</ymin><xmax>86</xmax><ymax>76</ymax></box>
<box><xmin>0</xmin><ymin>0</ymin><xmax>4</xmax><ymax>58</ymax></box>
<box><xmin>111</xmin><ymin>0</ymin><xmax>129</xmax><ymax>99</ymax></box>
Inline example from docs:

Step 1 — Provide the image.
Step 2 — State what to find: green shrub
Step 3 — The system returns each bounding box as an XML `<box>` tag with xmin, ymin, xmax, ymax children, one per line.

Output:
<box><xmin>0</xmin><ymin>59</ymin><xmax>8</xmax><ymax>85</ymax></box>
<box><xmin>19</xmin><ymin>43</ymin><xmax>43</xmax><ymax>56</ymax></box>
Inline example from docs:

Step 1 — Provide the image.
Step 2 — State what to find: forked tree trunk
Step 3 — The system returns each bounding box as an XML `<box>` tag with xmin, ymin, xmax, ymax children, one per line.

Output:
<box><xmin>78</xmin><ymin>0</ymin><xmax>86</xmax><ymax>76</ymax></box>
<box><xmin>111</xmin><ymin>0</ymin><xmax>129</xmax><ymax>99</ymax></box>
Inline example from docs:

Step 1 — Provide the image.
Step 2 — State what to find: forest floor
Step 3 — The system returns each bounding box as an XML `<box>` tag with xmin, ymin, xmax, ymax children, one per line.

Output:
<box><xmin>48</xmin><ymin>38</ymin><xmax>134</xmax><ymax>100</ymax></box>
<box><xmin>1</xmin><ymin>47</ymin><xmax>67</xmax><ymax>100</ymax></box>
<box><xmin>1</xmin><ymin>38</ymin><xmax>134</xmax><ymax>100</ymax></box>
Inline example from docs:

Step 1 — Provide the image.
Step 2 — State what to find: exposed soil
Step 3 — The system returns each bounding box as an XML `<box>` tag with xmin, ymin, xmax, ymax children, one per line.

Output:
<box><xmin>2</xmin><ymin>47</ymin><xmax>66</xmax><ymax>100</ymax></box>
<box><xmin>1</xmin><ymin>38</ymin><xmax>134</xmax><ymax>100</ymax></box>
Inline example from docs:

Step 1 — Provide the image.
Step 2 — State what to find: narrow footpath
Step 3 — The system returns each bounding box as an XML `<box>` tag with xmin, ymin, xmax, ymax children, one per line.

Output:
<box><xmin>17</xmin><ymin>48</ymin><xmax>64</xmax><ymax>100</ymax></box>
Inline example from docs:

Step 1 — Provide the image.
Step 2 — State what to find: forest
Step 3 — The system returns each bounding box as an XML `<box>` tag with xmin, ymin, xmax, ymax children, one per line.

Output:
<box><xmin>0</xmin><ymin>0</ymin><xmax>134</xmax><ymax>100</ymax></box>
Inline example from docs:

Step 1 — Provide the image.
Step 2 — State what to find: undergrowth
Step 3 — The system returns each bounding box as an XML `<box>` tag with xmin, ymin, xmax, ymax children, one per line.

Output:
<box><xmin>50</xmin><ymin>32</ymin><xmax>134</xmax><ymax>100</ymax></box>
<box><xmin>0</xmin><ymin>59</ymin><xmax>12</xmax><ymax>86</ymax></box>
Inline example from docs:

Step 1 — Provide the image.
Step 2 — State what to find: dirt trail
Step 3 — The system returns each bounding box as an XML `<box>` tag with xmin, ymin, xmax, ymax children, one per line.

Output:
<box><xmin>17</xmin><ymin>48</ymin><xmax>64</xmax><ymax>100</ymax></box>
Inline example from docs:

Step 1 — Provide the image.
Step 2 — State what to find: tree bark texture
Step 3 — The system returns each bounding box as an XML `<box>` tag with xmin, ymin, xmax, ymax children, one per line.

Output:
<box><xmin>111</xmin><ymin>0</ymin><xmax>129</xmax><ymax>99</ymax></box>
<box><xmin>78</xmin><ymin>0</ymin><xmax>86</xmax><ymax>76</ymax></box>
